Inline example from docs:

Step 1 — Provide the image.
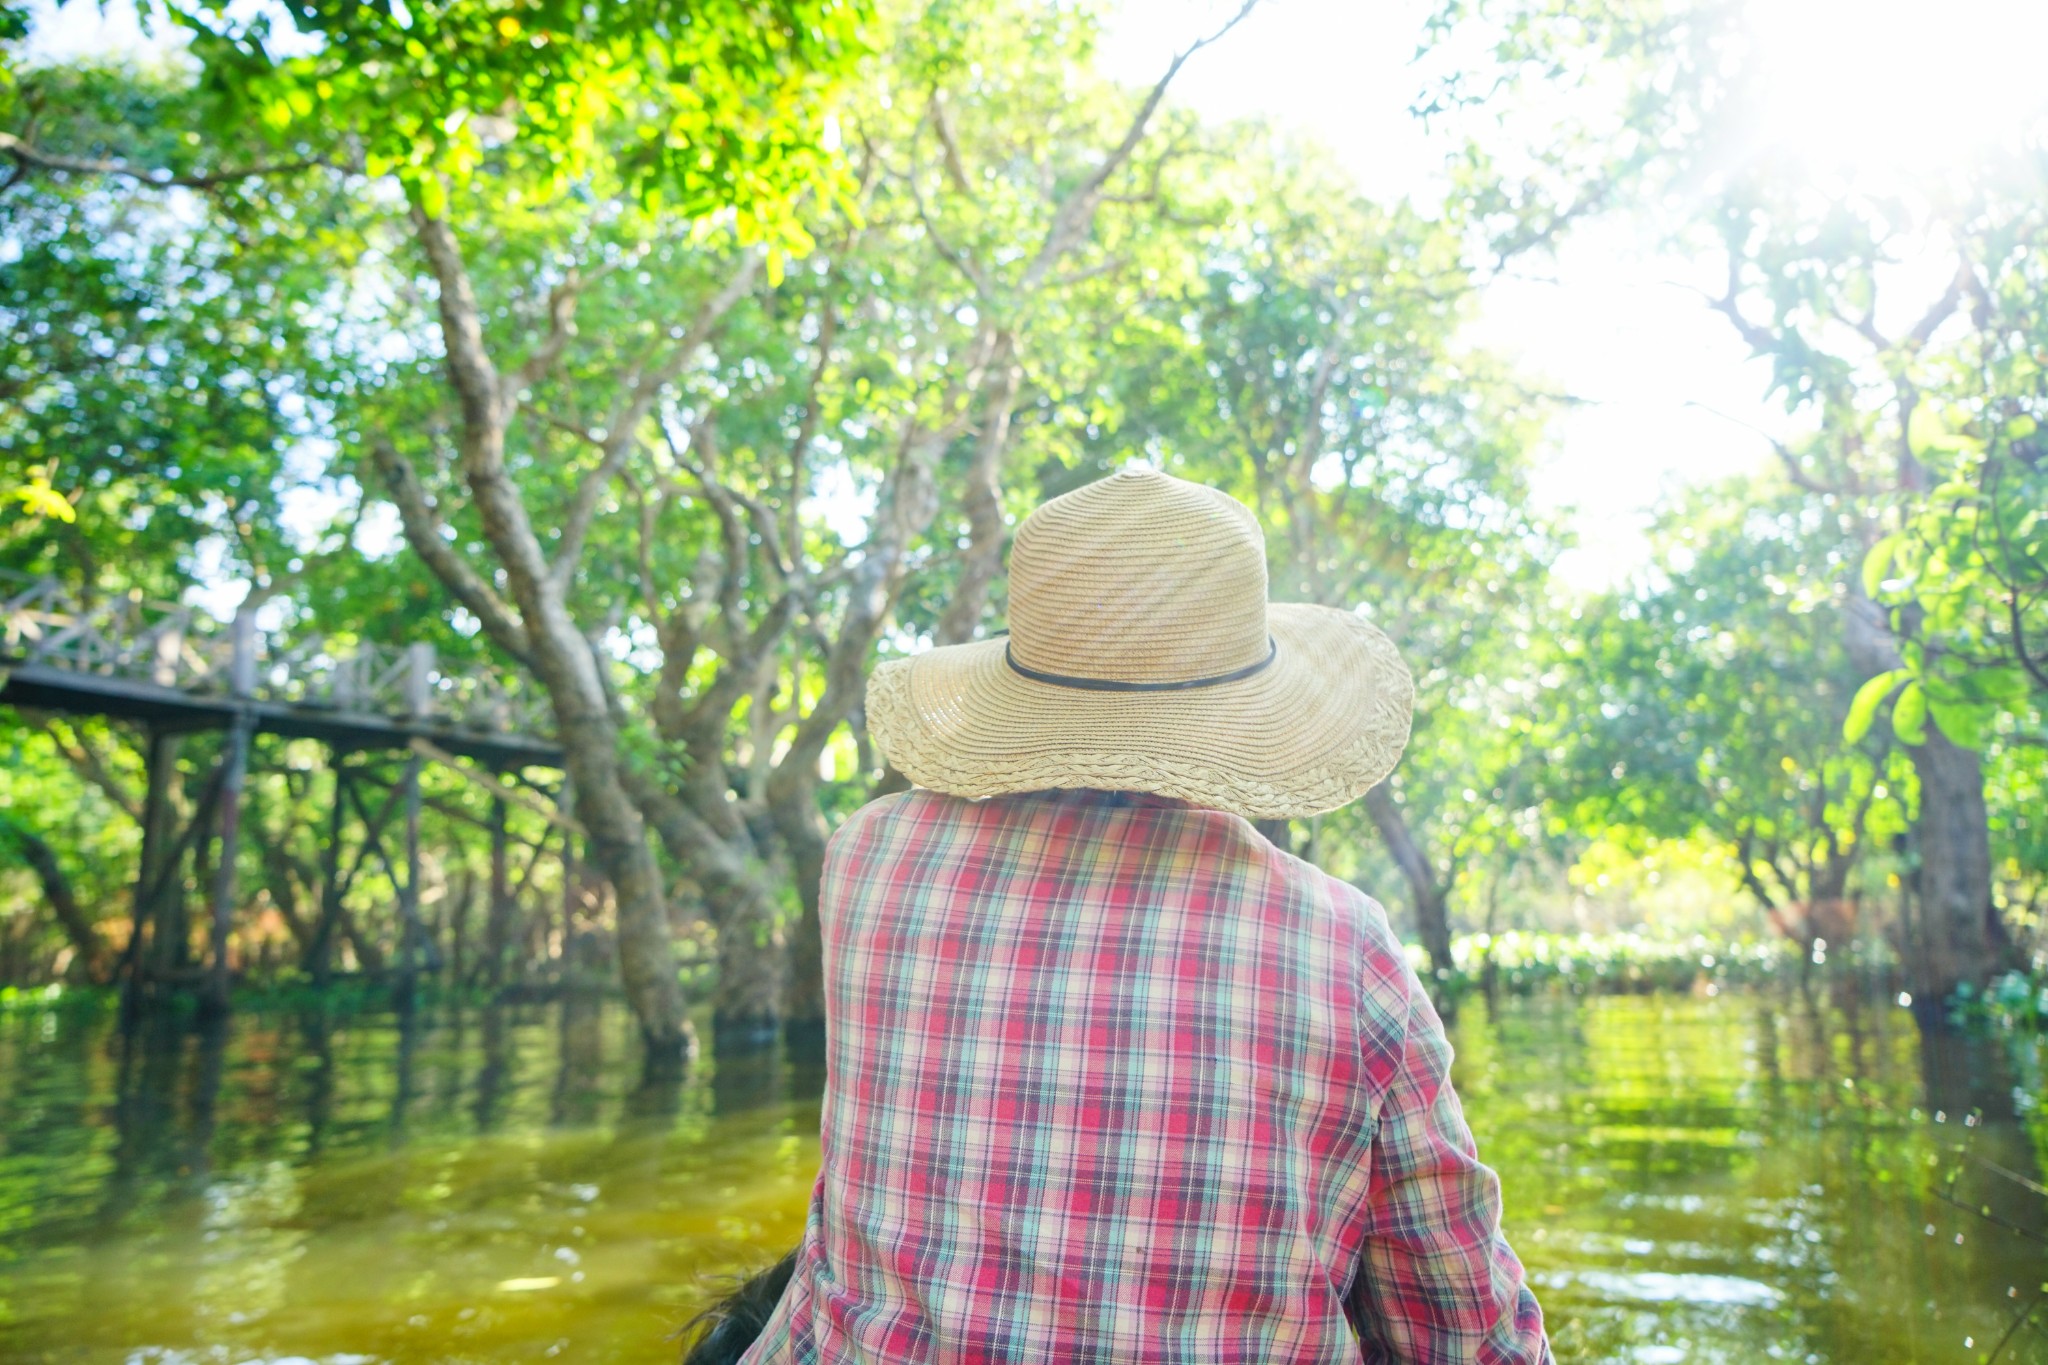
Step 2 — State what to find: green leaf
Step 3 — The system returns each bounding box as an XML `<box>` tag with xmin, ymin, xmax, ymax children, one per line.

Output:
<box><xmin>9</xmin><ymin>477</ymin><xmax>76</xmax><ymax>523</ymax></box>
<box><xmin>413</xmin><ymin>173</ymin><xmax>449</xmax><ymax>220</ymax></box>
<box><xmin>1972</xmin><ymin>666</ymin><xmax>2033</xmax><ymax>704</ymax></box>
<box><xmin>1892</xmin><ymin>681</ymin><xmax>1927</xmax><ymax>746</ymax></box>
<box><xmin>1862</xmin><ymin>533</ymin><xmax>1900</xmax><ymax>599</ymax></box>
<box><xmin>1844</xmin><ymin>669</ymin><xmax>1903</xmax><ymax>744</ymax></box>
<box><xmin>1927</xmin><ymin>697</ymin><xmax>1988</xmax><ymax>750</ymax></box>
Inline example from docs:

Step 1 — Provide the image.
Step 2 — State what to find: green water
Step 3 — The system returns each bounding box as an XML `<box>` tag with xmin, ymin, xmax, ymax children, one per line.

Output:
<box><xmin>0</xmin><ymin>986</ymin><xmax>2042</xmax><ymax>1364</ymax></box>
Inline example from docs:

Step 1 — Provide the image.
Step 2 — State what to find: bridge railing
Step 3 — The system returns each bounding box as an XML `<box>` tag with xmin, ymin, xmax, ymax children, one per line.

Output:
<box><xmin>1</xmin><ymin>572</ymin><xmax>554</xmax><ymax>738</ymax></box>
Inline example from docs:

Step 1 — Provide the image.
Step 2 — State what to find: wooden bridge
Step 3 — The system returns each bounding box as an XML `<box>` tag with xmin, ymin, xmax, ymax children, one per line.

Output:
<box><xmin>0</xmin><ymin>572</ymin><xmax>566</xmax><ymax>1009</ymax></box>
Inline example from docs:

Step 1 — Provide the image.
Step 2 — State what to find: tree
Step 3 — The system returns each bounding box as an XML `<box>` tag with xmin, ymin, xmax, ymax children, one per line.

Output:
<box><xmin>4</xmin><ymin>0</ymin><xmax>1275</xmax><ymax>1058</ymax></box>
<box><xmin>3</xmin><ymin>0</ymin><xmax>873</xmax><ymax>1063</ymax></box>
<box><xmin>1425</xmin><ymin>0</ymin><xmax>2025</xmax><ymax>1005</ymax></box>
<box><xmin>1552</xmin><ymin>481</ymin><xmax>1909</xmax><ymax>954</ymax></box>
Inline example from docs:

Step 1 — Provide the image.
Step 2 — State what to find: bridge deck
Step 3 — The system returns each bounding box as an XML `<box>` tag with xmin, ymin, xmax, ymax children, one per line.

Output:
<box><xmin>2</xmin><ymin>574</ymin><xmax>569</xmax><ymax>1005</ymax></box>
<box><xmin>1</xmin><ymin>663</ymin><xmax>563</xmax><ymax>769</ymax></box>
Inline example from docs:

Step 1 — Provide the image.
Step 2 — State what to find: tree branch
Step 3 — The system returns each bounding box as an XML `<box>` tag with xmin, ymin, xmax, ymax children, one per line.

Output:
<box><xmin>929</xmin><ymin>89</ymin><xmax>975</xmax><ymax>195</ymax></box>
<box><xmin>410</xmin><ymin>204</ymin><xmax>508</xmax><ymax>430</ymax></box>
<box><xmin>511</xmin><ymin>271</ymin><xmax>585</xmax><ymax>393</ymax></box>
<box><xmin>783</xmin><ymin>301</ymin><xmax>836</xmax><ymax>574</ymax></box>
<box><xmin>1685</xmin><ymin>401</ymin><xmax>1858</xmax><ymax>497</ymax></box>
<box><xmin>407</xmin><ymin>206</ymin><xmax>559</xmax><ymax>616</ymax></box>
<box><xmin>594</xmin><ymin>248</ymin><xmax>764</xmax><ymax>451</ymax></box>
<box><xmin>1021</xmin><ymin>0</ymin><xmax>1259</xmax><ymax>291</ymax></box>
<box><xmin>548</xmin><ymin>250</ymin><xmax>765</xmax><ymax>588</ymax></box>
<box><xmin>1905</xmin><ymin>254</ymin><xmax>1974</xmax><ymax>353</ymax></box>
<box><xmin>368</xmin><ymin>438</ymin><xmax>534</xmax><ymax>664</ymax></box>
<box><xmin>31</xmin><ymin>714</ymin><xmax>142</xmax><ymax>823</ymax></box>
<box><xmin>0</xmin><ymin>131</ymin><xmax>329</xmax><ymax>192</ymax></box>
<box><xmin>933</xmin><ymin>332</ymin><xmax>1022</xmax><ymax>645</ymax></box>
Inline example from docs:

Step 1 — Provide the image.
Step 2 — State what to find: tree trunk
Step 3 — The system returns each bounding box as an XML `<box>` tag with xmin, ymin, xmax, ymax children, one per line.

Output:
<box><xmin>394</xmin><ymin>209</ymin><xmax>690</xmax><ymax>1072</ymax></box>
<box><xmin>1364</xmin><ymin>784</ymin><xmax>1454</xmax><ymax>979</ymax></box>
<box><xmin>484</xmin><ymin>795</ymin><xmax>514</xmax><ymax>988</ymax></box>
<box><xmin>931</xmin><ymin>341</ymin><xmax>1022</xmax><ymax>647</ymax></box>
<box><xmin>1251</xmin><ymin>818</ymin><xmax>1296</xmax><ymax>854</ymax></box>
<box><xmin>495</xmin><ymin>587</ymin><xmax>690</xmax><ymax>1060</ymax></box>
<box><xmin>330</xmin><ymin>904</ymin><xmax>384</xmax><ymax>975</ymax></box>
<box><xmin>1906</xmin><ymin>730</ymin><xmax>2003</xmax><ymax>1005</ymax></box>
<box><xmin>1843</xmin><ymin>591</ymin><xmax>2004</xmax><ymax>1006</ymax></box>
<box><xmin>5</xmin><ymin>820</ymin><xmax>109</xmax><ymax>983</ymax></box>
<box><xmin>770</xmin><ymin>779</ymin><xmax>830</xmax><ymax>1053</ymax></box>
<box><xmin>447</xmin><ymin>865</ymin><xmax>475</xmax><ymax>987</ymax></box>
<box><xmin>626</xmin><ymin>768</ymin><xmax>786</xmax><ymax>1048</ymax></box>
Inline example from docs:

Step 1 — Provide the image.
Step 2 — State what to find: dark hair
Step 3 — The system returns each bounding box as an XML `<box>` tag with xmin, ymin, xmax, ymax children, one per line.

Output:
<box><xmin>676</xmin><ymin>1247</ymin><xmax>799</xmax><ymax>1365</ymax></box>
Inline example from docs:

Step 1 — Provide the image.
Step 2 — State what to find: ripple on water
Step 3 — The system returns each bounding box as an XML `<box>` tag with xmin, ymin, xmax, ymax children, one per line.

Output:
<box><xmin>1547</xmin><ymin>1268</ymin><xmax>1788</xmax><ymax>1308</ymax></box>
<box><xmin>127</xmin><ymin>1353</ymin><xmax>385</xmax><ymax>1365</ymax></box>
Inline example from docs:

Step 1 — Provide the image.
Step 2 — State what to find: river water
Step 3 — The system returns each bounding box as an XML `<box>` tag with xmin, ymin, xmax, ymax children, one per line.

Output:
<box><xmin>1</xmin><ymin>985</ymin><xmax>2042</xmax><ymax>1364</ymax></box>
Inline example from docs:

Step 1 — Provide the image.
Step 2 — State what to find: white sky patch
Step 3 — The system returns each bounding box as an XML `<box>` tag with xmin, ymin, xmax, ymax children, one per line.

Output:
<box><xmin>805</xmin><ymin>461</ymin><xmax>877</xmax><ymax>548</ymax></box>
<box><xmin>1095</xmin><ymin>0</ymin><xmax>1446</xmax><ymax>205</ymax></box>
<box><xmin>1097</xmin><ymin>0</ymin><xmax>1792</xmax><ymax>591</ymax></box>
<box><xmin>352</xmin><ymin>501</ymin><xmax>405</xmax><ymax>560</ymax></box>
<box><xmin>19</xmin><ymin>0</ymin><xmax>157</xmax><ymax>61</ymax></box>
<box><xmin>1465</xmin><ymin>220</ymin><xmax>1784</xmax><ymax>590</ymax></box>
<box><xmin>1743</xmin><ymin>0</ymin><xmax>2048</xmax><ymax>178</ymax></box>
<box><xmin>275</xmin><ymin>439</ymin><xmax>353</xmax><ymax>552</ymax></box>
<box><xmin>25</xmin><ymin>0</ymin><xmax>324</xmax><ymax>62</ymax></box>
<box><xmin>185</xmin><ymin>536</ymin><xmax>244</xmax><ymax>622</ymax></box>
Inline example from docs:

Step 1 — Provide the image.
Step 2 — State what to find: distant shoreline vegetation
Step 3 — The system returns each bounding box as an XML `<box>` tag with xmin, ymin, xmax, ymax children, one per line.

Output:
<box><xmin>12</xmin><ymin>929</ymin><xmax>2045</xmax><ymax>1036</ymax></box>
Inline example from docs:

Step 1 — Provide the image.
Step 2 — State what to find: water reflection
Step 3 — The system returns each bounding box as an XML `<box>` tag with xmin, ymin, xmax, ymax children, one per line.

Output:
<box><xmin>554</xmin><ymin>990</ymin><xmax>607</xmax><ymax>1129</ymax></box>
<box><xmin>472</xmin><ymin>1000</ymin><xmax>512</xmax><ymax>1134</ymax></box>
<box><xmin>0</xmin><ymin>986</ymin><xmax>2040</xmax><ymax>1364</ymax></box>
<box><xmin>1459</xmin><ymin>990</ymin><xmax>2048</xmax><ymax>1365</ymax></box>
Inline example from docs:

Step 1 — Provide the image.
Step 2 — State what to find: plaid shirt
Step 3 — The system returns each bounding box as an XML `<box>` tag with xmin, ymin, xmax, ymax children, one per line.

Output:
<box><xmin>741</xmin><ymin>789</ymin><xmax>1549</xmax><ymax>1364</ymax></box>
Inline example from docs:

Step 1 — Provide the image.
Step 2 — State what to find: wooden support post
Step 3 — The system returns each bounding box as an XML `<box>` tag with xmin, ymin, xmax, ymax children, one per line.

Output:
<box><xmin>306</xmin><ymin>757</ymin><xmax>349</xmax><ymax>983</ymax></box>
<box><xmin>555</xmin><ymin>774</ymin><xmax>577</xmax><ymax>967</ymax></box>
<box><xmin>202</xmin><ymin>609</ymin><xmax>258</xmax><ymax>1016</ymax></box>
<box><xmin>486</xmin><ymin>790</ymin><xmax>511</xmax><ymax>989</ymax></box>
<box><xmin>122</xmin><ymin>726</ymin><xmax>181</xmax><ymax>1004</ymax></box>
<box><xmin>151</xmin><ymin>620</ymin><xmax>183</xmax><ymax>688</ymax></box>
<box><xmin>394</xmin><ymin>644</ymin><xmax>432</xmax><ymax>999</ymax></box>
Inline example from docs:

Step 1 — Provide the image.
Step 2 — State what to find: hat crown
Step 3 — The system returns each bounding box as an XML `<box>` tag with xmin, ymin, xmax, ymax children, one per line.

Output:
<box><xmin>1006</xmin><ymin>466</ymin><xmax>1271</xmax><ymax>685</ymax></box>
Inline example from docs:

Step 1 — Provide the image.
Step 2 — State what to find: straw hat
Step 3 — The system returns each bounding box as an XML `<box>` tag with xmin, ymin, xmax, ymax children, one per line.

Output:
<box><xmin>865</xmin><ymin>466</ymin><xmax>1414</xmax><ymax>820</ymax></box>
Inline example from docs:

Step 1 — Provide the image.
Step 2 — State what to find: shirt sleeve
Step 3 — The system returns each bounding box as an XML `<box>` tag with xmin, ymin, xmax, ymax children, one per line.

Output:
<box><xmin>1349</xmin><ymin>961</ymin><xmax>1551</xmax><ymax>1365</ymax></box>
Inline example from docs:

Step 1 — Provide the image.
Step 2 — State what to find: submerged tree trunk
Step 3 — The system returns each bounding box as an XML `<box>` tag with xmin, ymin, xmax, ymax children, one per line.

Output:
<box><xmin>1906</xmin><ymin>730</ymin><xmax>2004</xmax><ymax>1003</ymax></box>
<box><xmin>1844</xmin><ymin>593</ymin><xmax>2004</xmax><ymax>1007</ymax></box>
<box><xmin>622</xmin><ymin>766</ymin><xmax>786</xmax><ymax>1044</ymax></box>
<box><xmin>771</xmin><ymin>781</ymin><xmax>830</xmax><ymax>1054</ymax></box>
<box><xmin>1364</xmin><ymin>784</ymin><xmax>1454</xmax><ymax>980</ymax></box>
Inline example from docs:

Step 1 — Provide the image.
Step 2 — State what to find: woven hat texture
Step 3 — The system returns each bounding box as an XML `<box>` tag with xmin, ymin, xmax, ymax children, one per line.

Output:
<box><xmin>865</xmin><ymin>465</ymin><xmax>1414</xmax><ymax>820</ymax></box>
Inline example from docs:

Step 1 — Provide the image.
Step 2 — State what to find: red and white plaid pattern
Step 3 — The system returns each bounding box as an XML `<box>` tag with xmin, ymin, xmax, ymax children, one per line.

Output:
<box><xmin>741</xmin><ymin>788</ymin><xmax>1549</xmax><ymax>1364</ymax></box>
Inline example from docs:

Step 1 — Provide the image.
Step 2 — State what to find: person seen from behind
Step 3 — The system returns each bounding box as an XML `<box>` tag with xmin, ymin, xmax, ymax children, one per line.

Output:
<box><xmin>737</xmin><ymin>465</ymin><xmax>1551</xmax><ymax>1363</ymax></box>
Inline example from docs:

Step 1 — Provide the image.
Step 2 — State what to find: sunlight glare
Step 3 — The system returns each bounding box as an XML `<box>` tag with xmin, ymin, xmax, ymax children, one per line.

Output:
<box><xmin>1746</xmin><ymin>0</ymin><xmax>2048</xmax><ymax>179</ymax></box>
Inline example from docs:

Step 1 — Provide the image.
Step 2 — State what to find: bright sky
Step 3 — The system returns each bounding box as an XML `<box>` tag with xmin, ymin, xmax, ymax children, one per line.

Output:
<box><xmin>1095</xmin><ymin>0</ymin><xmax>1783</xmax><ymax>591</ymax></box>
<box><xmin>1096</xmin><ymin>0</ymin><xmax>2048</xmax><ymax>589</ymax></box>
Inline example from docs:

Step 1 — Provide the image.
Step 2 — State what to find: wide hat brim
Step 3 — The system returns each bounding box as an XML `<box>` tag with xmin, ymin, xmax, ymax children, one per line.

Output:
<box><xmin>866</xmin><ymin>603</ymin><xmax>1414</xmax><ymax>822</ymax></box>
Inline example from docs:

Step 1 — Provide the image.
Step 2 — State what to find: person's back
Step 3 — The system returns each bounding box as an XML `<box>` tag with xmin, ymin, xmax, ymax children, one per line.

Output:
<box><xmin>738</xmin><ymin>467</ymin><xmax>1549</xmax><ymax>1363</ymax></box>
<box><xmin>742</xmin><ymin>787</ymin><xmax>1546</xmax><ymax>1362</ymax></box>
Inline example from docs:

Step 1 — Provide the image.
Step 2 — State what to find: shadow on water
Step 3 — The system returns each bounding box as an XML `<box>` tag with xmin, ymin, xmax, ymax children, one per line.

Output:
<box><xmin>0</xmin><ymin>980</ymin><xmax>2043</xmax><ymax>1364</ymax></box>
<box><xmin>96</xmin><ymin>1004</ymin><xmax>230</xmax><ymax>1237</ymax></box>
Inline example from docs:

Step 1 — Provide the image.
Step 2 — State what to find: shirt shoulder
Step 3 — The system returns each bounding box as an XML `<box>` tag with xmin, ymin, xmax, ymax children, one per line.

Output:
<box><xmin>1286</xmin><ymin>860</ymin><xmax>1415</xmax><ymax>1092</ymax></box>
<box><xmin>826</xmin><ymin>788</ymin><xmax>918</xmax><ymax>844</ymax></box>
